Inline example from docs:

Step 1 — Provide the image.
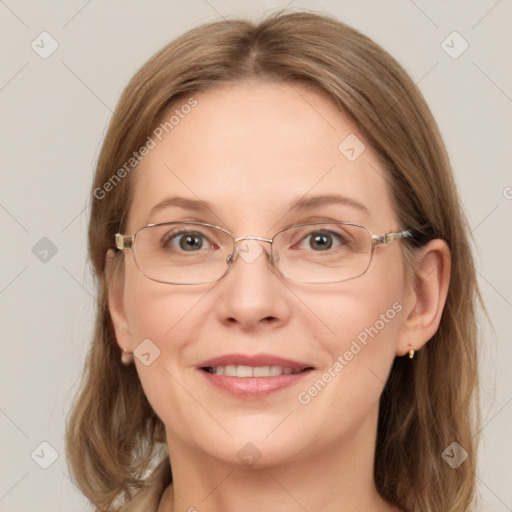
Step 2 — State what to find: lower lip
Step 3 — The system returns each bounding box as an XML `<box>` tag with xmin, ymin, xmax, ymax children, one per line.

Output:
<box><xmin>199</xmin><ymin>369</ymin><xmax>313</xmax><ymax>398</ymax></box>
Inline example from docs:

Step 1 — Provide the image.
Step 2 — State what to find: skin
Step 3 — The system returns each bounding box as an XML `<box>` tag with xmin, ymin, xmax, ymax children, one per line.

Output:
<box><xmin>106</xmin><ymin>80</ymin><xmax>451</xmax><ymax>512</ymax></box>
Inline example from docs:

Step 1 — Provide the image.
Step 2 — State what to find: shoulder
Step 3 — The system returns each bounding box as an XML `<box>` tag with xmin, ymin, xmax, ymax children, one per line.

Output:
<box><xmin>118</xmin><ymin>458</ymin><xmax>172</xmax><ymax>512</ymax></box>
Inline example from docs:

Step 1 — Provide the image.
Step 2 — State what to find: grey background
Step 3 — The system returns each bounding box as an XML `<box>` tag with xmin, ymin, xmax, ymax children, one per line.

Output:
<box><xmin>0</xmin><ymin>1</ymin><xmax>511</xmax><ymax>510</ymax></box>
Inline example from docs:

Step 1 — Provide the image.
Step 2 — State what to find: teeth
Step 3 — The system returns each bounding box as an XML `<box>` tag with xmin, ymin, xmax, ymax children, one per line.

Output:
<box><xmin>269</xmin><ymin>365</ymin><xmax>282</xmax><ymax>376</ymax></box>
<box><xmin>224</xmin><ymin>365</ymin><xmax>237</xmax><ymax>377</ymax></box>
<box><xmin>207</xmin><ymin>365</ymin><xmax>302</xmax><ymax>377</ymax></box>
<box><xmin>253</xmin><ymin>366</ymin><xmax>270</xmax><ymax>377</ymax></box>
<box><xmin>236</xmin><ymin>365</ymin><xmax>253</xmax><ymax>377</ymax></box>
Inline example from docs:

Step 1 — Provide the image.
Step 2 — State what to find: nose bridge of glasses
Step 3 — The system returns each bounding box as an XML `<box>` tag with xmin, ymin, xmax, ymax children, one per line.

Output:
<box><xmin>227</xmin><ymin>236</ymin><xmax>276</xmax><ymax>266</ymax></box>
<box><xmin>234</xmin><ymin>235</ymin><xmax>273</xmax><ymax>245</ymax></box>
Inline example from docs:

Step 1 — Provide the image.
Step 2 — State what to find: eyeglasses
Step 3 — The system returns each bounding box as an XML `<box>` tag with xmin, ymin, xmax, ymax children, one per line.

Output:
<box><xmin>115</xmin><ymin>221</ymin><xmax>412</xmax><ymax>285</ymax></box>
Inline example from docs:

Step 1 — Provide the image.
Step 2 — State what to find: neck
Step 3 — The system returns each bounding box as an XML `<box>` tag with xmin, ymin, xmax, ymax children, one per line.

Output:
<box><xmin>160</xmin><ymin>407</ymin><xmax>400</xmax><ymax>512</ymax></box>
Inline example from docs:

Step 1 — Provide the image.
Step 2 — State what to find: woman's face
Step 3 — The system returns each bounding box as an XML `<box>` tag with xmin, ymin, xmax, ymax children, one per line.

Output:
<box><xmin>111</xmin><ymin>80</ymin><xmax>413</xmax><ymax>469</ymax></box>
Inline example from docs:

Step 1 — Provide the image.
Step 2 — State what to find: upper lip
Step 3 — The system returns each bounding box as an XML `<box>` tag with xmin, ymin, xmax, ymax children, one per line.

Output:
<box><xmin>197</xmin><ymin>353</ymin><xmax>314</xmax><ymax>371</ymax></box>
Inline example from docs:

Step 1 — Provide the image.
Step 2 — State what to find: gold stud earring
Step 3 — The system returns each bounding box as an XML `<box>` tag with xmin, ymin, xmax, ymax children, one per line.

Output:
<box><xmin>408</xmin><ymin>342</ymin><xmax>415</xmax><ymax>359</ymax></box>
<box><xmin>121</xmin><ymin>349</ymin><xmax>134</xmax><ymax>365</ymax></box>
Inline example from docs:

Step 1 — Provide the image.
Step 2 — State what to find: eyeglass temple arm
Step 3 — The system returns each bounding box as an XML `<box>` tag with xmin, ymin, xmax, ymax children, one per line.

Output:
<box><xmin>115</xmin><ymin>233</ymin><xmax>134</xmax><ymax>250</ymax></box>
<box><xmin>371</xmin><ymin>230</ymin><xmax>413</xmax><ymax>246</ymax></box>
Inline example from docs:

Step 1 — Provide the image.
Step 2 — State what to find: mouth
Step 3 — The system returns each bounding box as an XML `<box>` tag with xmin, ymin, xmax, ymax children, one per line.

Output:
<box><xmin>197</xmin><ymin>354</ymin><xmax>314</xmax><ymax>397</ymax></box>
<box><xmin>201</xmin><ymin>365</ymin><xmax>307</xmax><ymax>377</ymax></box>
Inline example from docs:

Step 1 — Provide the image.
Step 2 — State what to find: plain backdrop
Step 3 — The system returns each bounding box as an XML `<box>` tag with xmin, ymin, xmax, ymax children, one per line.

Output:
<box><xmin>0</xmin><ymin>1</ymin><xmax>511</xmax><ymax>510</ymax></box>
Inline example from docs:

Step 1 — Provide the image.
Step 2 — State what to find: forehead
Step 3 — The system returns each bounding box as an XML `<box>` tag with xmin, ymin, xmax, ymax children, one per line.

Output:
<box><xmin>127</xmin><ymin>80</ymin><xmax>396</xmax><ymax>233</ymax></box>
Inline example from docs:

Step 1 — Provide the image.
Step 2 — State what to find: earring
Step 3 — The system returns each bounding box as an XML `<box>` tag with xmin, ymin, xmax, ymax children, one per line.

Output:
<box><xmin>121</xmin><ymin>349</ymin><xmax>134</xmax><ymax>365</ymax></box>
<box><xmin>408</xmin><ymin>342</ymin><xmax>415</xmax><ymax>359</ymax></box>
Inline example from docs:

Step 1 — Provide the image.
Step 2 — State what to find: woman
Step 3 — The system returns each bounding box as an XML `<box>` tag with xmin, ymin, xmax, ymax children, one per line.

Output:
<box><xmin>66</xmin><ymin>10</ymin><xmax>481</xmax><ymax>512</ymax></box>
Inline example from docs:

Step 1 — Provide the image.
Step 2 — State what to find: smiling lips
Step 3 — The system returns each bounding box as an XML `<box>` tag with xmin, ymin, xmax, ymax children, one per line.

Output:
<box><xmin>204</xmin><ymin>365</ymin><xmax>302</xmax><ymax>377</ymax></box>
<box><xmin>197</xmin><ymin>354</ymin><xmax>314</xmax><ymax>397</ymax></box>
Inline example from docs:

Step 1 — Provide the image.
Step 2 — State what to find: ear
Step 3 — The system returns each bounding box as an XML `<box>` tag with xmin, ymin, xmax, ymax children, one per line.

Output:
<box><xmin>105</xmin><ymin>248</ymin><xmax>133</xmax><ymax>352</ymax></box>
<box><xmin>396</xmin><ymin>239</ymin><xmax>451</xmax><ymax>356</ymax></box>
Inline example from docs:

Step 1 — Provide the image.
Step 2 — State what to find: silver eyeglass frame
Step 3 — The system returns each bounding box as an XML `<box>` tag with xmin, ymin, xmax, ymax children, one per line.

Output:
<box><xmin>115</xmin><ymin>221</ymin><xmax>413</xmax><ymax>285</ymax></box>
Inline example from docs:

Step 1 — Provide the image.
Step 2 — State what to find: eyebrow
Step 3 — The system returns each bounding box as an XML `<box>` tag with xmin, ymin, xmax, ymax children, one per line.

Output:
<box><xmin>288</xmin><ymin>194</ymin><xmax>369</xmax><ymax>215</ymax></box>
<box><xmin>148</xmin><ymin>196</ymin><xmax>213</xmax><ymax>217</ymax></box>
<box><xmin>147</xmin><ymin>193</ymin><xmax>369</xmax><ymax>219</ymax></box>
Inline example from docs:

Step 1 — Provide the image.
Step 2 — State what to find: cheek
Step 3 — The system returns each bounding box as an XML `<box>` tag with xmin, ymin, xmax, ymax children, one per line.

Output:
<box><xmin>333</xmin><ymin>292</ymin><xmax>403</xmax><ymax>376</ymax></box>
<box><xmin>291</xmin><ymin>284</ymin><xmax>403</xmax><ymax>447</ymax></box>
<box><xmin>123</xmin><ymin>257</ymin><xmax>205</xmax><ymax>343</ymax></box>
<box><xmin>305</xmin><ymin>255</ymin><xmax>405</xmax><ymax>358</ymax></box>
<box><xmin>120</xmin><ymin>264</ymin><xmax>195</xmax><ymax>375</ymax></box>
<box><xmin>298</xmin><ymin>254</ymin><xmax>405</xmax><ymax>398</ymax></box>
<box><xmin>122</xmin><ymin>273</ymin><xmax>209</xmax><ymax>426</ymax></box>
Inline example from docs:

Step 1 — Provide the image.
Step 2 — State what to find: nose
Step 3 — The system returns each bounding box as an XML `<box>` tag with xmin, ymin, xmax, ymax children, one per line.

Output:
<box><xmin>214</xmin><ymin>239</ymin><xmax>292</xmax><ymax>332</ymax></box>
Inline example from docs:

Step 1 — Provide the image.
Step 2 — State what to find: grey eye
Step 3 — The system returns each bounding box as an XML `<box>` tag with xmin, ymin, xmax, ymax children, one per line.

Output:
<box><xmin>166</xmin><ymin>231</ymin><xmax>207</xmax><ymax>251</ymax></box>
<box><xmin>179</xmin><ymin>233</ymin><xmax>204</xmax><ymax>251</ymax></box>
<box><xmin>309</xmin><ymin>233</ymin><xmax>333</xmax><ymax>250</ymax></box>
<box><xmin>298</xmin><ymin>231</ymin><xmax>344</xmax><ymax>251</ymax></box>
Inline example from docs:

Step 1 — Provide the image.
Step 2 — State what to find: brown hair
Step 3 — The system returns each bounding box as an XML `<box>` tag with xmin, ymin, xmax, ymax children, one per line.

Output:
<box><xmin>65</xmin><ymin>10</ymin><xmax>481</xmax><ymax>512</ymax></box>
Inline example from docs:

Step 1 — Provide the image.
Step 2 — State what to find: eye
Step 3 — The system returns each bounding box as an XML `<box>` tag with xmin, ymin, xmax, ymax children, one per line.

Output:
<box><xmin>298</xmin><ymin>230</ymin><xmax>345</xmax><ymax>251</ymax></box>
<box><xmin>164</xmin><ymin>230</ymin><xmax>210</xmax><ymax>252</ymax></box>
